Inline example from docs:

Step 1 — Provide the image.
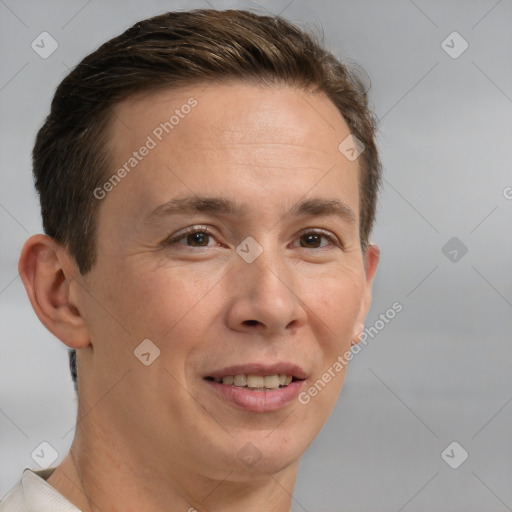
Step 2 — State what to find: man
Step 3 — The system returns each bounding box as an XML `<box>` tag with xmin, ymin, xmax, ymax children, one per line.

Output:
<box><xmin>1</xmin><ymin>8</ymin><xmax>380</xmax><ymax>511</ymax></box>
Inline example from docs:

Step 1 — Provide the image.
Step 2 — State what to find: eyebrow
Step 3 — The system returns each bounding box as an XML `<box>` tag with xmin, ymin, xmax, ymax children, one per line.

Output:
<box><xmin>144</xmin><ymin>195</ymin><xmax>356</xmax><ymax>225</ymax></box>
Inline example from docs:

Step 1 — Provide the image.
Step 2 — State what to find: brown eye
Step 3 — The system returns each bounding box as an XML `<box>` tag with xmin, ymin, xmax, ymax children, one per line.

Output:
<box><xmin>294</xmin><ymin>230</ymin><xmax>338</xmax><ymax>249</ymax></box>
<box><xmin>165</xmin><ymin>226</ymin><xmax>217</xmax><ymax>247</ymax></box>
<box><xmin>300</xmin><ymin>233</ymin><xmax>323</xmax><ymax>248</ymax></box>
<box><xmin>185</xmin><ymin>231</ymin><xmax>210</xmax><ymax>246</ymax></box>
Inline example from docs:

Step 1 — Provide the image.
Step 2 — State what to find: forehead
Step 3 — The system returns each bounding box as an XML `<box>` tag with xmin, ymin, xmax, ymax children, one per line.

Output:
<box><xmin>98</xmin><ymin>82</ymin><xmax>360</xmax><ymax>234</ymax></box>
<box><xmin>107</xmin><ymin>81</ymin><xmax>352</xmax><ymax>161</ymax></box>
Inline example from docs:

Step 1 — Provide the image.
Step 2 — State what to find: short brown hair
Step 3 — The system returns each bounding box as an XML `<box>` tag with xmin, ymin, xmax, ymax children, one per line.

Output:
<box><xmin>32</xmin><ymin>9</ymin><xmax>381</xmax><ymax>389</ymax></box>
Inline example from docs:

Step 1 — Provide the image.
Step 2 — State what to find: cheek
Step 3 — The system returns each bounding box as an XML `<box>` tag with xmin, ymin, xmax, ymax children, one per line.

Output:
<box><xmin>108</xmin><ymin>263</ymin><xmax>220</xmax><ymax>347</ymax></box>
<box><xmin>311</xmin><ymin>268</ymin><xmax>366</xmax><ymax>340</ymax></box>
<box><xmin>100</xmin><ymin>263</ymin><xmax>179</xmax><ymax>327</ymax></box>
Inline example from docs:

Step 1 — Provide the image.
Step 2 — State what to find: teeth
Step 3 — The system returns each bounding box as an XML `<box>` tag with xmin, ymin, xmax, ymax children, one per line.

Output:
<box><xmin>247</xmin><ymin>375</ymin><xmax>264</xmax><ymax>388</ymax></box>
<box><xmin>215</xmin><ymin>374</ymin><xmax>294</xmax><ymax>390</ymax></box>
<box><xmin>233</xmin><ymin>375</ymin><xmax>247</xmax><ymax>386</ymax></box>
<box><xmin>264</xmin><ymin>375</ymin><xmax>280</xmax><ymax>388</ymax></box>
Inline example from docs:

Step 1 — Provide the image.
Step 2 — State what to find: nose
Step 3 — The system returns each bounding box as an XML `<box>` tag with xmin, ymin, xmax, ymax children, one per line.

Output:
<box><xmin>224</xmin><ymin>246</ymin><xmax>308</xmax><ymax>337</ymax></box>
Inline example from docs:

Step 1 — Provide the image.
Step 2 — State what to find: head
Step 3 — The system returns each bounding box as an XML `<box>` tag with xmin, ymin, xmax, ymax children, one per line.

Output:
<box><xmin>20</xmin><ymin>9</ymin><xmax>380</xmax><ymax>482</ymax></box>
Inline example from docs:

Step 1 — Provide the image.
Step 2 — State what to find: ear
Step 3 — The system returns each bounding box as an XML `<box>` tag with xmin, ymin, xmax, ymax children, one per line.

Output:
<box><xmin>352</xmin><ymin>244</ymin><xmax>380</xmax><ymax>343</ymax></box>
<box><xmin>18</xmin><ymin>234</ymin><xmax>90</xmax><ymax>349</ymax></box>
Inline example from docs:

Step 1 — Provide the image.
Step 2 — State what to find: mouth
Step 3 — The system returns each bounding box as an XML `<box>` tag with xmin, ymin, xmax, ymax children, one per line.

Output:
<box><xmin>203</xmin><ymin>363</ymin><xmax>306</xmax><ymax>412</ymax></box>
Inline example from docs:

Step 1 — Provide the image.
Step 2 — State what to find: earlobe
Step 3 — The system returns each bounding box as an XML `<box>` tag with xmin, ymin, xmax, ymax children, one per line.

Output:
<box><xmin>351</xmin><ymin>322</ymin><xmax>365</xmax><ymax>346</ymax></box>
<box><xmin>18</xmin><ymin>234</ymin><xmax>90</xmax><ymax>349</ymax></box>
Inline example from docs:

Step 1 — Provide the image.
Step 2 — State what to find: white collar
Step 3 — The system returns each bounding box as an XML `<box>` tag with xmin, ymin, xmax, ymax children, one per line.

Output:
<box><xmin>1</xmin><ymin>468</ymin><xmax>80</xmax><ymax>512</ymax></box>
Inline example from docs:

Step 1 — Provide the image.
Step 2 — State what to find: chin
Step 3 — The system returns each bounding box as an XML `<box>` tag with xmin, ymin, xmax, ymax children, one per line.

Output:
<box><xmin>217</xmin><ymin>427</ymin><xmax>313</xmax><ymax>476</ymax></box>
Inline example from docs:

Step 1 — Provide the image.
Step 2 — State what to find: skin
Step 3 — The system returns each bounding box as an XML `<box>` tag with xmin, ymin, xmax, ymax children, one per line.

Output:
<box><xmin>19</xmin><ymin>82</ymin><xmax>379</xmax><ymax>512</ymax></box>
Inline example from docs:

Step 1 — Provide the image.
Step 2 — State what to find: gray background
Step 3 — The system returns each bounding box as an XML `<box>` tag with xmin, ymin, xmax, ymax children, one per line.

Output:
<box><xmin>1</xmin><ymin>0</ymin><xmax>511</xmax><ymax>510</ymax></box>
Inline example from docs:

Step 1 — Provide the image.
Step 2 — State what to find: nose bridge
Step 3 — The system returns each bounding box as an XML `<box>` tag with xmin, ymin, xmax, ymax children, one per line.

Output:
<box><xmin>238</xmin><ymin>233</ymin><xmax>290</xmax><ymax>293</ymax></box>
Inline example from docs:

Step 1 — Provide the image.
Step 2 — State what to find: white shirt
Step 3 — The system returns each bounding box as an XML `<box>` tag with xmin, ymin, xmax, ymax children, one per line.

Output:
<box><xmin>0</xmin><ymin>468</ymin><xmax>80</xmax><ymax>511</ymax></box>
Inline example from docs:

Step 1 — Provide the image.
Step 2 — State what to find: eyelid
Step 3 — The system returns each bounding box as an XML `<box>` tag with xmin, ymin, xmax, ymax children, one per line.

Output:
<box><xmin>164</xmin><ymin>224</ymin><xmax>216</xmax><ymax>245</ymax></box>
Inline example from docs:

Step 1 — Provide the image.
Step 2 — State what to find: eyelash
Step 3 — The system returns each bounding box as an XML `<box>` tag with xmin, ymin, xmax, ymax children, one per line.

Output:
<box><xmin>164</xmin><ymin>225</ymin><xmax>341</xmax><ymax>249</ymax></box>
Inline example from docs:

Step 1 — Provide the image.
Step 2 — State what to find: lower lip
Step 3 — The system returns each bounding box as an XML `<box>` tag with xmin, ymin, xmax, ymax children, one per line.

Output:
<box><xmin>205</xmin><ymin>380</ymin><xmax>305</xmax><ymax>412</ymax></box>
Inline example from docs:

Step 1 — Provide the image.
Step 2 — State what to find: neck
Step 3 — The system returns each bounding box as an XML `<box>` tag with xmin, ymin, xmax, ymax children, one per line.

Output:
<box><xmin>46</xmin><ymin>422</ymin><xmax>298</xmax><ymax>512</ymax></box>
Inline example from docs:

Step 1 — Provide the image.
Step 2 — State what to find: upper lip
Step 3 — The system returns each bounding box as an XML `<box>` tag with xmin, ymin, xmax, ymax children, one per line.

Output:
<box><xmin>205</xmin><ymin>363</ymin><xmax>307</xmax><ymax>380</ymax></box>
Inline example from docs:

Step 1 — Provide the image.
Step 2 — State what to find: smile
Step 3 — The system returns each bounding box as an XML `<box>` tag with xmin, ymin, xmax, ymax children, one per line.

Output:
<box><xmin>204</xmin><ymin>364</ymin><xmax>306</xmax><ymax>412</ymax></box>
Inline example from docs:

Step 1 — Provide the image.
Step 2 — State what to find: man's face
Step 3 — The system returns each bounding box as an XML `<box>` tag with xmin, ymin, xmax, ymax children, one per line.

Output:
<box><xmin>76</xmin><ymin>82</ymin><xmax>378</xmax><ymax>478</ymax></box>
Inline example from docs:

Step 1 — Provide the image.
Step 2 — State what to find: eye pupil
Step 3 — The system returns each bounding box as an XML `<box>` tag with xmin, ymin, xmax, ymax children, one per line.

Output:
<box><xmin>301</xmin><ymin>234</ymin><xmax>321</xmax><ymax>248</ymax></box>
<box><xmin>188</xmin><ymin>232</ymin><xmax>208</xmax><ymax>246</ymax></box>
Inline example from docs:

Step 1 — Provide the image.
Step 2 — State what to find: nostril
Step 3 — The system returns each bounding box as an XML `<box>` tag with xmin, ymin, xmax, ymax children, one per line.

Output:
<box><xmin>244</xmin><ymin>320</ymin><xmax>259</xmax><ymax>326</ymax></box>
